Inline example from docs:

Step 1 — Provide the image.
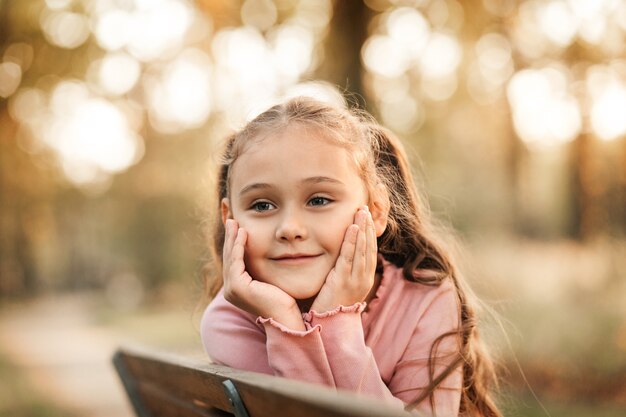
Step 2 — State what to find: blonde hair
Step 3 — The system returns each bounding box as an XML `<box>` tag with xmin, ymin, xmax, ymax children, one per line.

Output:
<box><xmin>204</xmin><ymin>97</ymin><xmax>501</xmax><ymax>416</ymax></box>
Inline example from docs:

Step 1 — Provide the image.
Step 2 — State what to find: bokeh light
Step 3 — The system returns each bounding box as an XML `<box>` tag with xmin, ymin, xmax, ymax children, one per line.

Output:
<box><xmin>44</xmin><ymin>80</ymin><xmax>144</xmax><ymax>185</ymax></box>
<box><xmin>40</xmin><ymin>10</ymin><xmax>90</xmax><ymax>49</ymax></box>
<box><xmin>587</xmin><ymin>65</ymin><xmax>626</xmax><ymax>141</ymax></box>
<box><xmin>0</xmin><ymin>62</ymin><xmax>22</xmax><ymax>98</ymax></box>
<box><xmin>362</xmin><ymin>34</ymin><xmax>410</xmax><ymax>78</ymax></box>
<box><xmin>90</xmin><ymin>52</ymin><xmax>142</xmax><ymax>96</ymax></box>
<box><xmin>145</xmin><ymin>48</ymin><xmax>212</xmax><ymax>134</ymax></box>
<box><xmin>419</xmin><ymin>32</ymin><xmax>462</xmax><ymax>79</ymax></box>
<box><xmin>507</xmin><ymin>67</ymin><xmax>582</xmax><ymax>147</ymax></box>
<box><xmin>386</xmin><ymin>7</ymin><xmax>430</xmax><ymax>59</ymax></box>
<box><xmin>241</xmin><ymin>0</ymin><xmax>278</xmax><ymax>32</ymax></box>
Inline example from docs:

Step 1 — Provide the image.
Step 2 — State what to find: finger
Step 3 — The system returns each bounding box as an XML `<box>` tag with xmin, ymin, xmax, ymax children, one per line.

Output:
<box><xmin>222</xmin><ymin>219</ymin><xmax>237</xmax><ymax>264</ymax></box>
<box><xmin>365</xmin><ymin>209</ymin><xmax>377</xmax><ymax>276</ymax></box>
<box><xmin>225</xmin><ymin>229</ymin><xmax>247</xmax><ymax>290</ymax></box>
<box><xmin>230</xmin><ymin>227</ymin><xmax>247</xmax><ymax>273</ymax></box>
<box><xmin>351</xmin><ymin>209</ymin><xmax>368</xmax><ymax>281</ymax></box>
<box><xmin>335</xmin><ymin>224</ymin><xmax>359</xmax><ymax>278</ymax></box>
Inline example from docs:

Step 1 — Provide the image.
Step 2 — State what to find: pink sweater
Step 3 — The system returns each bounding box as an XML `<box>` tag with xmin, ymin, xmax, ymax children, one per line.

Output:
<box><xmin>201</xmin><ymin>260</ymin><xmax>462</xmax><ymax>416</ymax></box>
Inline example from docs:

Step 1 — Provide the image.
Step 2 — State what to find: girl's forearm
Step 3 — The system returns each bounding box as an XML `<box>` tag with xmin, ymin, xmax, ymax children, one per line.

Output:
<box><xmin>269</xmin><ymin>305</ymin><xmax>307</xmax><ymax>331</ymax></box>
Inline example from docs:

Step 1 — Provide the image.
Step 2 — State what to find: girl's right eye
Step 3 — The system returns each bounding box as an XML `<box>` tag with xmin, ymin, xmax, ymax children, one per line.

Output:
<box><xmin>250</xmin><ymin>201</ymin><xmax>275</xmax><ymax>212</ymax></box>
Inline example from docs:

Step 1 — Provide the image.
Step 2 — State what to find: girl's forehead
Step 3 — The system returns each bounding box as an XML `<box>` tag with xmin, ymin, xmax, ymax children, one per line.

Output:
<box><xmin>240</xmin><ymin>123</ymin><xmax>346</xmax><ymax>154</ymax></box>
<box><xmin>229</xmin><ymin>126</ymin><xmax>364</xmax><ymax>186</ymax></box>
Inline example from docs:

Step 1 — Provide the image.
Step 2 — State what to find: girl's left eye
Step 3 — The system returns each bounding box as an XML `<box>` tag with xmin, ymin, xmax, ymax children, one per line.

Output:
<box><xmin>251</xmin><ymin>201</ymin><xmax>275</xmax><ymax>212</ymax></box>
<box><xmin>308</xmin><ymin>196</ymin><xmax>331</xmax><ymax>207</ymax></box>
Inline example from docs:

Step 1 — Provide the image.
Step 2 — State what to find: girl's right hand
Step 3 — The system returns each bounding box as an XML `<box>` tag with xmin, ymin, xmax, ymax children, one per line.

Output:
<box><xmin>222</xmin><ymin>219</ymin><xmax>306</xmax><ymax>331</ymax></box>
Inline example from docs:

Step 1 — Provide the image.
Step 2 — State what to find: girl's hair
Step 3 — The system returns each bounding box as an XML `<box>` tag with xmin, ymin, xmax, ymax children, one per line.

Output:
<box><xmin>203</xmin><ymin>97</ymin><xmax>501</xmax><ymax>417</ymax></box>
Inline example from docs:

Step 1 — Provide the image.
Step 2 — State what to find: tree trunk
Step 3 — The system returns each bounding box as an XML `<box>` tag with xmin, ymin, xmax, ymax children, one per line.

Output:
<box><xmin>316</xmin><ymin>0</ymin><xmax>371</xmax><ymax>105</ymax></box>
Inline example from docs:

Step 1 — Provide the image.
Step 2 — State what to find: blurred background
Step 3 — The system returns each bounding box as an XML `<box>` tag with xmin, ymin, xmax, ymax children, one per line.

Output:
<box><xmin>1</xmin><ymin>0</ymin><xmax>625</xmax><ymax>416</ymax></box>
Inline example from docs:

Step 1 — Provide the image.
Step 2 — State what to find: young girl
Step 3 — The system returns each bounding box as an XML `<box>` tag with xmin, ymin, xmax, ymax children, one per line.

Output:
<box><xmin>200</xmin><ymin>97</ymin><xmax>501</xmax><ymax>416</ymax></box>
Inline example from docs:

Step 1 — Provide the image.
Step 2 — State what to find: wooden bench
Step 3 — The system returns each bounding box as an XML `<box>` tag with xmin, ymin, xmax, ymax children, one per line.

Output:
<box><xmin>113</xmin><ymin>346</ymin><xmax>413</xmax><ymax>417</ymax></box>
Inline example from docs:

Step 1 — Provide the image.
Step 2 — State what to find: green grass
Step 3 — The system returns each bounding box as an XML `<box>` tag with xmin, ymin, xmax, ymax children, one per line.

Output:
<box><xmin>0</xmin><ymin>354</ymin><xmax>76</xmax><ymax>417</ymax></box>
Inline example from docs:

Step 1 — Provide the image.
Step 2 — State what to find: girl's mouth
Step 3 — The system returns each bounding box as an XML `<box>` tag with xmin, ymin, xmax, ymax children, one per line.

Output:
<box><xmin>270</xmin><ymin>254</ymin><xmax>322</xmax><ymax>264</ymax></box>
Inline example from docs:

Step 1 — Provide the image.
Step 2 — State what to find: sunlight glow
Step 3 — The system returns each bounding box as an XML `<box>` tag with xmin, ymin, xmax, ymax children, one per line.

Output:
<box><xmin>246</xmin><ymin>81</ymin><xmax>346</xmax><ymax>122</ymax></box>
<box><xmin>42</xmin><ymin>81</ymin><xmax>143</xmax><ymax>184</ymax></box>
<box><xmin>3</xmin><ymin>42</ymin><xmax>34</xmax><ymax>72</ymax></box>
<box><xmin>146</xmin><ymin>49</ymin><xmax>212</xmax><ymax>133</ymax></box>
<box><xmin>94</xmin><ymin>9</ymin><xmax>133</xmax><ymax>51</ymax></box>
<box><xmin>591</xmin><ymin>86</ymin><xmax>626</xmax><ymax>140</ymax></box>
<box><xmin>507</xmin><ymin>68</ymin><xmax>581</xmax><ymax>147</ymax></box>
<box><xmin>289</xmin><ymin>0</ymin><xmax>333</xmax><ymax>33</ymax></box>
<box><xmin>9</xmin><ymin>84</ymin><xmax>147</xmax><ymax>181</ymax></box>
<box><xmin>371</xmin><ymin>73</ymin><xmax>411</xmax><ymax>103</ymax></box>
<box><xmin>586</xmin><ymin>65</ymin><xmax>626</xmax><ymax>140</ymax></box>
<box><xmin>282</xmin><ymin>81</ymin><xmax>345</xmax><ymax>108</ymax></box>
<box><xmin>8</xmin><ymin>88</ymin><xmax>46</xmax><ymax>124</ymax></box>
<box><xmin>40</xmin><ymin>10</ymin><xmax>90</xmax><ymax>49</ymax></box>
<box><xmin>0</xmin><ymin>62</ymin><xmax>22</xmax><ymax>98</ymax></box>
<box><xmin>513</xmin><ymin>0</ymin><xmax>624</xmax><ymax>58</ymax></box>
<box><xmin>92</xmin><ymin>0</ymin><xmax>192</xmax><ymax>61</ymax></box>
<box><xmin>212</xmin><ymin>27</ymin><xmax>271</xmax><ymax>81</ymax></box>
<box><xmin>45</xmin><ymin>0</ymin><xmax>72</xmax><ymax>10</ymax></box>
<box><xmin>241</xmin><ymin>0</ymin><xmax>277</xmax><ymax>32</ymax></box>
<box><xmin>386</xmin><ymin>7</ymin><xmax>430</xmax><ymax>58</ymax></box>
<box><xmin>92</xmin><ymin>52</ymin><xmax>141</xmax><ymax>96</ymax></box>
<box><xmin>421</xmin><ymin>74</ymin><xmax>458</xmax><ymax>101</ymax></box>
<box><xmin>476</xmin><ymin>33</ymin><xmax>513</xmax><ymax>82</ymax></box>
<box><xmin>419</xmin><ymin>32</ymin><xmax>462</xmax><ymax>79</ymax></box>
<box><xmin>128</xmin><ymin>0</ymin><xmax>192</xmax><ymax>61</ymax></box>
<box><xmin>210</xmin><ymin>20</ymin><xmax>319</xmax><ymax>125</ymax></box>
<box><xmin>379</xmin><ymin>95</ymin><xmax>423</xmax><ymax>133</ymax></box>
<box><xmin>362</xmin><ymin>34</ymin><xmax>410</xmax><ymax>78</ymax></box>
<box><xmin>363</xmin><ymin>8</ymin><xmax>435</xmax><ymax>78</ymax></box>
<box><xmin>269</xmin><ymin>25</ymin><xmax>315</xmax><ymax>82</ymax></box>
<box><xmin>537</xmin><ymin>1</ymin><xmax>577</xmax><ymax>47</ymax></box>
<box><xmin>467</xmin><ymin>32</ymin><xmax>514</xmax><ymax>104</ymax></box>
<box><xmin>211</xmin><ymin>26</ymin><xmax>276</xmax><ymax>117</ymax></box>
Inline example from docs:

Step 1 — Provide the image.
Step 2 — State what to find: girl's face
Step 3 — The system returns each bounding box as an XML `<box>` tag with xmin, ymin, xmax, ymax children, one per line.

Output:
<box><xmin>223</xmin><ymin>125</ymin><xmax>381</xmax><ymax>300</ymax></box>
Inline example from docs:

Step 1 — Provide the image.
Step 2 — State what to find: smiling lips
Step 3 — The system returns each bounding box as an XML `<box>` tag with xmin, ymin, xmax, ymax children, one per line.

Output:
<box><xmin>270</xmin><ymin>253</ymin><xmax>322</xmax><ymax>265</ymax></box>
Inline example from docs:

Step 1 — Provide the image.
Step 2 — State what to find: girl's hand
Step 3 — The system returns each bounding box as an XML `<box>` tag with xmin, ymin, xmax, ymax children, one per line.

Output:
<box><xmin>310</xmin><ymin>207</ymin><xmax>377</xmax><ymax>313</ymax></box>
<box><xmin>222</xmin><ymin>219</ymin><xmax>305</xmax><ymax>330</ymax></box>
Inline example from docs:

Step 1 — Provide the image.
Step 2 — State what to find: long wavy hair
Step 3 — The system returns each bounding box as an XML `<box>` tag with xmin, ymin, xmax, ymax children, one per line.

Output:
<box><xmin>203</xmin><ymin>97</ymin><xmax>501</xmax><ymax>417</ymax></box>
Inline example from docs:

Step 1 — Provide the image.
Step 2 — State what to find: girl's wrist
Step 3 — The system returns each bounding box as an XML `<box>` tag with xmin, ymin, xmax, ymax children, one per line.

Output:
<box><xmin>269</xmin><ymin>306</ymin><xmax>306</xmax><ymax>331</ymax></box>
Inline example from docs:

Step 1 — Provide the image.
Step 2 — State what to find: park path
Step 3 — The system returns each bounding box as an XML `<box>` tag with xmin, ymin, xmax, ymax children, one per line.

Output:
<box><xmin>0</xmin><ymin>294</ymin><xmax>134</xmax><ymax>417</ymax></box>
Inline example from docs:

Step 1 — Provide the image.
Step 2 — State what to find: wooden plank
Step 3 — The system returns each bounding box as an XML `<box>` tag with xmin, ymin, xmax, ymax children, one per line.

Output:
<box><xmin>114</xmin><ymin>346</ymin><xmax>413</xmax><ymax>417</ymax></box>
<box><xmin>135</xmin><ymin>381</ymin><xmax>232</xmax><ymax>417</ymax></box>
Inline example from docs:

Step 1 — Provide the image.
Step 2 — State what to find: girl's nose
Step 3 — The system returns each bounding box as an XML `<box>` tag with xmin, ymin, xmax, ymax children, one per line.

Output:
<box><xmin>275</xmin><ymin>211</ymin><xmax>307</xmax><ymax>241</ymax></box>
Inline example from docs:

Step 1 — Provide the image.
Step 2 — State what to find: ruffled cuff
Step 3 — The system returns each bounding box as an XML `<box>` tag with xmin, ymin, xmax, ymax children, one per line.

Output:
<box><xmin>302</xmin><ymin>302</ymin><xmax>366</xmax><ymax>323</ymax></box>
<box><xmin>256</xmin><ymin>316</ymin><xmax>320</xmax><ymax>337</ymax></box>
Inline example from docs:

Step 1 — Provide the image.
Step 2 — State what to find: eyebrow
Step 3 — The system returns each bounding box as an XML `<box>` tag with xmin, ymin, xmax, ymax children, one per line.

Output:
<box><xmin>238</xmin><ymin>176</ymin><xmax>345</xmax><ymax>197</ymax></box>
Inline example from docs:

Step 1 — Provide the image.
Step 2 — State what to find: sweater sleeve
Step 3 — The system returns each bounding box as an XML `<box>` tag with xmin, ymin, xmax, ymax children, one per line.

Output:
<box><xmin>303</xmin><ymin>282</ymin><xmax>463</xmax><ymax>416</ymax></box>
<box><xmin>303</xmin><ymin>304</ymin><xmax>406</xmax><ymax>409</ymax></box>
<box><xmin>201</xmin><ymin>291</ymin><xmax>273</xmax><ymax>374</ymax></box>
<box><xmin>201</xmin><ymin>290</ymin><xmax>335</xmax><ymax>385</ymax></box>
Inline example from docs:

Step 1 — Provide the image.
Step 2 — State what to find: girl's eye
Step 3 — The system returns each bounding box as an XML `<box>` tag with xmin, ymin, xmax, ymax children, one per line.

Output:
<box><xmin>308</xmin><ymin>196</ymin><xmax>331</xmax><ymax>207</ymax></box>
<box><xmin>251</xmin><ymin>201</ymin><xmax>275</xmax><ymax>212</ymax></box>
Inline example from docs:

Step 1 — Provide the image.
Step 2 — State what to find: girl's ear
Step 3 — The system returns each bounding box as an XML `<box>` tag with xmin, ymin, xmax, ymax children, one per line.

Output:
<box><xmin>220</xmin><ymin>198</ymin><xmax>232</xmax><ymax>225</ymax></box>
<box><xmin>370</xmin><ymin>183</ymin><xmax>390</xmax><ymax>237</ymax></box>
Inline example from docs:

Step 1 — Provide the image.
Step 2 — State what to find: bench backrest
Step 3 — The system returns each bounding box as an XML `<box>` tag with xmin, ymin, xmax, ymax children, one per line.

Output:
<box><xmin>113</xmin><ymin>347</ymin><xmax>412</xmax><ymax>417</ymax></box>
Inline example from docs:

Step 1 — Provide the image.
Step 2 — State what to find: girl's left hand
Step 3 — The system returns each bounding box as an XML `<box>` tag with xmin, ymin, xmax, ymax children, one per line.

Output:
<box><xmin>310</xmin><ymin>206</ymin><xmax>377</xmax><ymax>313</ymax></box>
